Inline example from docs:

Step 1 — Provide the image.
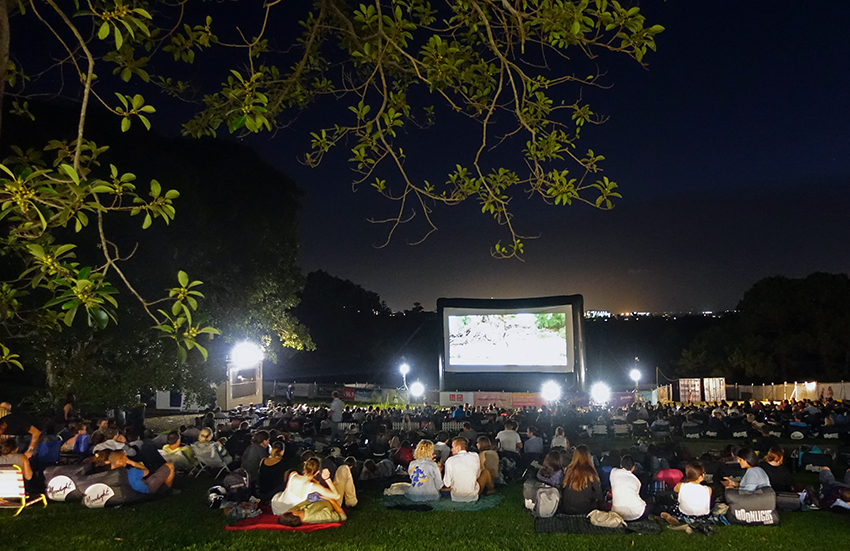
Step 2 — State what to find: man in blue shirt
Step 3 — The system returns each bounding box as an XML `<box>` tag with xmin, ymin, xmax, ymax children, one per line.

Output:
<box><xmin>109</xmin><ymin>451</ymin><xmax>175</xmax><ymax>494</ymax></box>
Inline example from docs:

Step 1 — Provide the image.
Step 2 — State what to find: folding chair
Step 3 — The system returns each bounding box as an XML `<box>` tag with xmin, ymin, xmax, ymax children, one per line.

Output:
<box><xmin>159</xmin><ymin>449</ymin><xmax>194</xmax><ymax>474</ymax></box>
<box><xmin>0</xmin><ymin>465</ymin><xmax>47</xmax><ymax>516</ymax></box>
<box><xmin>191</xmin><ymin>443</ymin><xmax>231</xmax><ymax>479</ymax></box>
<box><xmin>613</xmin><ymin>423</ymin><xmax>631</xmax><ymax>438</ymax></box>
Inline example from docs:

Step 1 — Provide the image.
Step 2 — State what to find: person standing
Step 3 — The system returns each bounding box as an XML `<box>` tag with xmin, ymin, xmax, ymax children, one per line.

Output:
<box><xmin>329</xmin><ymin>391</ymin><xmax>344</xmax><ymax>443</ymax></box>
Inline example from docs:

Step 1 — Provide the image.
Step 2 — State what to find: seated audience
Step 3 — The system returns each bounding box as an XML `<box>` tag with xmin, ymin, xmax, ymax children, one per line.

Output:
<box><xmin>722</xmin><ymin>447</ymin><xmax>770</xmax><ymax>492</ymax></box>
<box><xmin>271</xmin><ymin>457</ymin><xmax>340</xmax><ymax>515</ymax></box>
<box><xmin>443</xmin><ymin>437</ymin><xmax>485</xmax><ymax>502</ymax></box>
<box><xmin>760</xmin><ymin>446</ymin><xmax>792</xmax><ymax>492</ymax></box>
<box><xmin>161</xmin><ymin>430</ymin><xmax>198</xmax><ymax>469</ymax></box>
<box><xmin>495</xmin><ymin>421</ymin><xmax>522</xmax><ymax>458</ymax></box>
<box><xmin>406</xmin><ymin>440</ymin><xmax>443</xmax><ymax>502</ymax></box>
<box><xmin>550</xmin><ymin>426</ymin><xmax>568</xmax><ymax>450</ymax></box>
<box><xmin>816</xmin><ymin>466</ymin><xmax>850</xmax><ymax>512</ymax></box>
<box><xmin>257</xmin><ymin>441</ymin><xmax>288</xmax><ymax>501</ymax></box>
<box><xmin>560</xmin><ymin>445</ymin><xmax>602</xmax><ymax>515</ymax></box>
<box><xmin>191</xmin><ymin>427</ymin><xmax>233</xmax><ymax>467</ymax></box>
<box><xmin>610</xmin><ymin>455</ymin><xmax>646</xmax><ymax>521</ymax></box>
<box><xmin>240</xmin><ymin>430</ymin><xmax>270</xmax><ymax>481</ymax></box>
<box><xmin>663</xmin><ymin>460</ymin><xmax>712</xmax><ymax>524</ymax></box>
<box><xmin>477</xmin><ymin>436</ymin><xmax>500</xmax><ymax>485</ymax></box>
<box><xmin>536</xmin><ymin>450</ymin><xmax>566</xmax><ymax>487</ymax></box>
<box><xmin>0</xmin><ymin>438</ymin><xmax>32</xmax><ymax>482</ymax></box>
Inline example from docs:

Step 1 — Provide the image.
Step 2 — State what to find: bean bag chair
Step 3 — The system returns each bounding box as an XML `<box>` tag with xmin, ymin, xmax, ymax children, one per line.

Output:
<box><xmin>44</xmin><ymin>463</ymin><xmax>95</xmax><ymax>502</ymax></box>
<box><xmin>725</xmin><ymin>487</ymin><xmax>779</xmax><ymax>525</ymax></box>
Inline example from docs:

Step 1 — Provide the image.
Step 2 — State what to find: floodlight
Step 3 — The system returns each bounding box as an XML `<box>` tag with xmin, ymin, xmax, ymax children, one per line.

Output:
<box><xmin>541</xmin><ymin>381</ymin><xmax>562</xmax><ymax>402</ymax></box>
<box><xmin>399</xmin><ymin>363</ymin><xmax>410</xmax><ymax>375</ymax></box>
<box><xmin>630</xmin><ymin>369</ymin><xmax>641</xmax><ymax>383</ymax></box>
<box><xmin>231</xmin><ymin>342</ymin><xmax>263</xmax><ymax>368</ymax></box>
<box><xmin>410</xmin><ymin>381</ymin><xmax>425</xmax><ymax>397</ymax></box>
<box><xmin>590</xmin><ymin>382</ymin><xmax>611</xmax><ymax>404</ymax></box>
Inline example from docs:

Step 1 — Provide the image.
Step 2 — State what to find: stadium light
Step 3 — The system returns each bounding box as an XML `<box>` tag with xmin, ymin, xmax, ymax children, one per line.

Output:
<box><xmin>231</xmin><ymin>342</ymin><xmax>263</xmax><ymax>368</ymax></box>
<box><xmin>399</xmin><ymin>362</ymin><xmax>410</xmax><ymax>390</ymax></box>
<box><xmin>541</xmin><ymin>381</ymin><xmax>562</xmax><ymax>402</ymax></box>
<box><xmin>629</xmin><ymin>369</ymin><xmax>641</xmax><ymax>383</ymax></box>
<box><xmin>590</xmin><ymin>382</ymin><xmax>611</xmax><ymax>404</ymax></box>
<box><xmin>409</xmin><ymin>381</ymin><xmax>425</xmax><ymax>398</ymax></box>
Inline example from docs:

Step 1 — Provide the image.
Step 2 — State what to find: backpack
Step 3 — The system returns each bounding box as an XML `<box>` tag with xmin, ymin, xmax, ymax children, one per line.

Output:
<box><xmin>522</xmin><ymin>478</ymin><xmax>560</xmax><ymax>518</ymax></box>
<box><xmin>222</xmin><ymin>468</ymin><xmax>252</xmax><ymax>502</ymax></box>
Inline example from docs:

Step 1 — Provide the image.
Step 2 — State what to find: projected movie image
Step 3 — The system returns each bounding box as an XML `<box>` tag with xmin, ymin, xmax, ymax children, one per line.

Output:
<box><xmin>448</xmin><ymin>312</ymin><xmax>568</xmax><ymax>368</ymax></box>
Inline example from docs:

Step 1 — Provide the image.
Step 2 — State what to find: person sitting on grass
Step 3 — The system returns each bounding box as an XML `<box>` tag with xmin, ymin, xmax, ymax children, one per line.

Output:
<box><xmin>271</xmin><ymin>457</ymin><xmax>341</xmax><ymax>515</ymax></box>
<box><xmin>239</xmin><ymin>430</ymin><xmax>270</xmax><ymax>481</ymax></box>
<box><xmin>722</xmin><ymin>447</ymin><xmax>770</xmax><ymax>492</ymax></box>
<box><xmin>560</xmin><ymin>445</ymin><xmax>603</xmax><ymax>515</ymax></box>
<box><xmin>477</xmin><ymin>436</ymin><xmax>500</xmax><ymax>486</ymax></box>
<box><xmin>662</xmin><ymin>460</ymin><xmax>712</xmax><ymax>525</ymax></box>
<box><xmin>406</xmin><ymin>440</ymin><xmax>443</xmax><ymax>502</ymax></box>
<box><xmin>610</xmin><ymin>455</ymin><xmax>647</xmax><ymax>521</ymax></box>
<box><xmin>257</xmin><ymin>441</ymin><xmax>288</xmax><ymax>501</ymax></box>
<box><xmin>495</xmin><ymin>420</ymin><xmax>522</xmax><ymax>459</ymax></box>
<box><xmin>107</xmin><ymin>450</ymin><xmax>175</xmax><ymax>495</ymax></box>
<box><xmin>550</xmin><ymin>426</ymin><xmax>568</xmax><ymax>450</ymax></box>
<box><xmin>536</xmin><ymin>450</ymin><xmax>566</xmax><ymax>487</ymax></box>
<box><xmin>760</xmin><ymin>446</ymin><xmax>792</xmax><ymax>492</ymax></box>
<box><xmin>443</xmin><ymin>436</ymin><xmax>493</xmax><ymax>501</ymax></box>
<box><xmin>92</xmin><ymin>427</ymin><xmax>137</xmax><ymax>457</ymax></box>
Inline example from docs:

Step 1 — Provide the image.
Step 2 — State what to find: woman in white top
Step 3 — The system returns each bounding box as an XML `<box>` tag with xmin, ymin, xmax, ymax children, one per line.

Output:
<box><xmin>550</xmin><ymin>426</ymin><xmax>568</xmax><ymax>450</ymax></box>
<box><xmin>271</xmin><ymin>457</ymin><xmax>341</xmax><ymax>515</ymax></box>
<box><xmin>663</xmin><ymin>461</ymin><xmax>712</xmax><ymax>524</ymax></box>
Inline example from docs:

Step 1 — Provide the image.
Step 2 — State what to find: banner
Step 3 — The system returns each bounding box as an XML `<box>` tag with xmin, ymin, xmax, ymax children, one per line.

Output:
<box><xmin>440</xmin><ymin>391</ymin><xmax>473</xmax><ymax>407</ymax></box>
<box><xmin>511</xmin><ymin>393</ymin><xmax>544</xmax><ymax>408</ymax></box>
<box><xmin>473</xmin><ymin>392</ymin><xmax>513</xmax><ymax>408</ymax></box>
<box><xmin>343</xmin><ymin>386</ymin><xmax>356</xmax><ymax>401</ymax></box>
<box><xmin>610</xmin><ymin>392</ymin><xmax>635</xmax><ymax>408</ymax></box>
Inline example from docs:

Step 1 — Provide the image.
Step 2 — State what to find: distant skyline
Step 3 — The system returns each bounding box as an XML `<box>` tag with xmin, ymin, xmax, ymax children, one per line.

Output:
<box><xmin>243</xmin><ymin>2</ymin><xmax>850</xmax><ymax>313</ymax></box>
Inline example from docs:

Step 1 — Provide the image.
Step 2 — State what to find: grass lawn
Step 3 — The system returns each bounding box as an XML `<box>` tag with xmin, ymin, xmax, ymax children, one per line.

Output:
<box><xmin>3</xmin><ymin>475</ymin><xmax>850</xmax><ymax>551</ymax></box>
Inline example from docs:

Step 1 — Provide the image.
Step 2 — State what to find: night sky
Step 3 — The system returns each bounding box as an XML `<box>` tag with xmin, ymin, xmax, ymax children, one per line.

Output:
<box><xmin>250</xmin><ymin>1</ymin><xmax>850</xmax><ymax>314</ymax></box>
<box><xmin>14</xmin><ymin>2</ymin><xmax>850</xmax><ymax>314</ymax></box>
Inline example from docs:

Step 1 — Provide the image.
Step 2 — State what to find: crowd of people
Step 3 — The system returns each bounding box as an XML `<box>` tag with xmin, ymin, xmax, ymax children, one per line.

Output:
<box><xmin>1</xmin><ymin>392</ymin><xmax>849</xmax><ymax>528</ymax></box>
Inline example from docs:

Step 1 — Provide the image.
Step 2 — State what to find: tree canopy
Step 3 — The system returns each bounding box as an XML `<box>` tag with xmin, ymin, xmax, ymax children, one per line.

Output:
<box><xmin>0</xmin><ymin>1</ymin><xmax>664</xmax><ymax>381</ymax></box>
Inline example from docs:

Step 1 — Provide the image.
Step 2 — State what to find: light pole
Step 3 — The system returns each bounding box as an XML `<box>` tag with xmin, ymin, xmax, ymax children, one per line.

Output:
<box><xmin>399</xmin><ymin>362</ymin><xmax>410</xmax><ymax>390</ymax></box>
<box><xmin>630</xmin><ymin>369</ymin><xmax>641</xmax><ymax>400</ymax></box>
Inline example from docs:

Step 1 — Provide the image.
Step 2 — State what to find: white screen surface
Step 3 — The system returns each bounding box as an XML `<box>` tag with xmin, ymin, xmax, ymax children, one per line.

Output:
<box><xmin>443</xmin><ymin>304</ymin><xmax>574</xmax><ymax>373</ymax></box>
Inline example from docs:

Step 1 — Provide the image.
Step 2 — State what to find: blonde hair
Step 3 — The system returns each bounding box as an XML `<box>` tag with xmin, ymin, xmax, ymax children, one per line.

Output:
<box><xmin>413</xmin><ymin>440</ymin><xmax>435</xmax><ymax>461</ymax></box>
<box><xmin>198</xmin><ymin>428</ymin><xmax>213</xmax><ymax>443</ymax></box>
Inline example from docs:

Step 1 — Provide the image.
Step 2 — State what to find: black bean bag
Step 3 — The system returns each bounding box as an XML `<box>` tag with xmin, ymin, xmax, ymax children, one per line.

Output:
<box><xmin>45</xmin><ymin>463</ymin><xmax>95</xmax><ymax>502</ymax></box>
<box><xmin>725</xmin><ymin>487</ymin><xmax>779</xmax><ymax>525</ymax></box>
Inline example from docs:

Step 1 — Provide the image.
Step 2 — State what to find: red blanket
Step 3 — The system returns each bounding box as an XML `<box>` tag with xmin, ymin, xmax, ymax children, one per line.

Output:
<box><xmin>225</xmin><ymin>513</ymin><xmax>344</xmax><ymax>532</ymax></box>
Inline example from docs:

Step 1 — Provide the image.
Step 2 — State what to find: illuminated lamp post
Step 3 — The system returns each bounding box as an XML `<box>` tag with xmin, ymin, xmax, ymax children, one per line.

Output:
<box><xmin>399</xmin><ymin>362</ymin><xmax>410</xmax><ymax>391</ymax></box>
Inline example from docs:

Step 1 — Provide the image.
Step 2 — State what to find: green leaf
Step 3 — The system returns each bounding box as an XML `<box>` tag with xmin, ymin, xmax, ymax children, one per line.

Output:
<box><xmin>177</xmin><ymin>345</ymin><xmax>187</xmax><ymax>364</ymax></box>
<box><xmin>164</xmin><ymin>189</ymin><xmax>180</xmax><ymax>199</ymax></box>
<box><xmin>90</xmin><ymin>307</ymin><xmax>109</xmax><ymax>329</ymax></box>
<box><xmin>64</xmin><ymin>305</ymin><xmax>78</xmax><ymax>327</ymax></box>
<box><xmin>172</xmin><ymin>300</ymin><xmax>182</xmax><ymax>316</ymax></box>
<box><xmin>114</xmin><ymin>26</ymin><xmax>123</xmax><ymax>49</ymax></box>
<box><xmin>194</xmin><ymin>342</ymin><xmax>209</xmax><ymax>361</ymax></box>
<box><xmin>139</xmin><ymin>115</ymin><xmax>151</xmax><ymax>131</ymax></box>
<box><xmin>150</xmin><ymin>180</ymin><xmax>161</xmax><ymax>198</ymax></box>
<box><xmin>178</xmin><ymin>271</ymin><xmax>189</xmax><ymax>287</ymax></box>
<box><xmin>121</xmin><ymin>117</ymin><xmax>131</xmax><ymax>132</ymax></box>
<box><xmin>142</xmin><ymin>212</ymin><xmax>152</xmax><ymax>229</ymax></box>
<box><xmin>60</xmin><ymin>164</ymin><xmax>80</xmax><ymax>185</ymax></box>
<box><xmin>98</xmin><ymin>21</ymin><xmax>110</xmax><ymax>40</ymax></box>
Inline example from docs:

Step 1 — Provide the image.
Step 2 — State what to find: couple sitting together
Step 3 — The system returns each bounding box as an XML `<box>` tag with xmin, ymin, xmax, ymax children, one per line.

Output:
<box><xmin>270</xmin><ymin>455</ymin><xmax>354</xmax><ymax>527</ymax></box>
<box><xmin>406</xmin><ymin>436</ymin><xmax>495</xmax><ymax>502</ymax></box>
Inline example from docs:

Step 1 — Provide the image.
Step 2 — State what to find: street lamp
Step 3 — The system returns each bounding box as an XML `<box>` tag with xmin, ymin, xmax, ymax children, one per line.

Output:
<box><xmin>399</xmin><ymin>362</ymin><xmax>410</xmax><ymax>390</ymax></box>
<box><xmin>630</xmin><ymin>368</ymin><xmax>641</xmax><ymax>389</ymax></box>
<box><xmin>410</xmin><ymin>381</ymin><xmax>425</xmax><ymax>398</ymax></box>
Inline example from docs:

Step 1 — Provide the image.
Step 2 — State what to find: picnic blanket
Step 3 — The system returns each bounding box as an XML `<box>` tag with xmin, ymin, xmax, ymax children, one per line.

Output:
<box><xmin>535</xmin><ymin>514</ymin><xmax>663</xmax><ymax>535</ymax></box>
<box><xmin>225</xmin><ymin>513</ymin><xmax>344</xmax><ymax>532</ymax></box>
<box><xmin>380</xmin><ymin>494</ymin><xmax>504</xmax><ymax>512</ymax></box>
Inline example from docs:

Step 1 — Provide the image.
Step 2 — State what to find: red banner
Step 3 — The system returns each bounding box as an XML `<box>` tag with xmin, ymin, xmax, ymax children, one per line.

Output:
<box><xmin>343</xmin><ymin>386</ymin><xmax>355</xmax><ymax>401</ymax></box>
<box><xmin>473</xmin><ymin>392</ymin><xmax>513</xmax><ymax>408</ymax></box>
<box><xmin>511</xmin><ymin>393</ymin><xmax>544</xmax><ymax>408</ymax></box>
